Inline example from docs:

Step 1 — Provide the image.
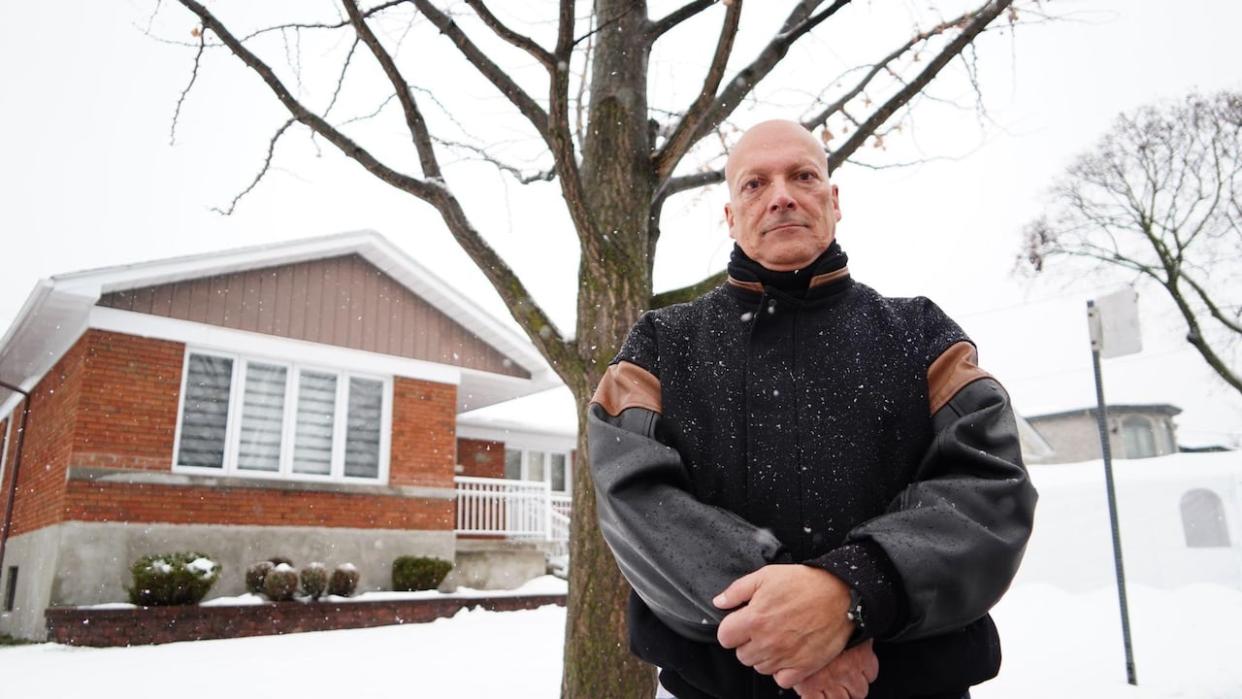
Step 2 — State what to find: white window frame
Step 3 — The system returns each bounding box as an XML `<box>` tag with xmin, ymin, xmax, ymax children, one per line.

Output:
<box><xmin>505</xmin><ymin>447</ymin><xmax>572</xmax><ymax>496</ymax></box>
<box><xmin>172</xmin><ymin>347</ymin><xmax>392</xmax><ymax>485</ymax></box>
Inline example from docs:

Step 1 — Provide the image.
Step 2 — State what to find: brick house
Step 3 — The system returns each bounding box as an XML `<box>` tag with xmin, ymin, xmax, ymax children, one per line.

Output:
<box><xmin>0</xmin><ymin>231</ymin><xmax>573</xmax><ymax>640</ymax></box>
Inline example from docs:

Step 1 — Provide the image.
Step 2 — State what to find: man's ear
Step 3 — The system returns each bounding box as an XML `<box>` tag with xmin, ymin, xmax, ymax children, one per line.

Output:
<box><xmin>724</xmin><ymin>201</ymin><xmax>736</xmax><ymax>237</ymax></box>
<box><xmin>830</xmin><ymin>184</ymin><xmax>842</xmax><ymax>222</ymax></box>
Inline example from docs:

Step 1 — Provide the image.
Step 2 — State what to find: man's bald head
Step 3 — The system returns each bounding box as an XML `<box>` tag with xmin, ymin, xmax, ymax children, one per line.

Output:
<box><xmin>725</xmin><ymin>120</ymin><xmax>829</xmax><ymax>190</ymax></box>
<box><xmin>723</xmin><ymin>120</ymin><xmax>841</xmax><ymax>271</ymax></box>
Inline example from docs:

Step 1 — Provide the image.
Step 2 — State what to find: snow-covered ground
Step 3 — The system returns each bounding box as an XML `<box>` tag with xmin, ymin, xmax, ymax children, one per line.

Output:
<box><xmin>2</xmin><ymin>580</ymin><xmax>1237</xmax><ymax>698</ymax></box>
<box><xmin>2</xmin><ymin>451</ymin><xmax>1239</xmax><ymax>697</ymax></box>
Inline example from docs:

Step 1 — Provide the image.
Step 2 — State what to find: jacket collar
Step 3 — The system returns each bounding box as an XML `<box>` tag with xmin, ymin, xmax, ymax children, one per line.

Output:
<box><xmin>725</xmin><ymin>241</ymin><xmax>853</xmax><ymax>302</ymax></box>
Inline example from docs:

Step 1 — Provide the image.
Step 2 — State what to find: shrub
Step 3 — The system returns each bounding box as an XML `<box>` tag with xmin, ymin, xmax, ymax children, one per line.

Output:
<box><xmin>263</xmin><ymin>563</ymin><xmax>298</xmax><ymax>601</ymax></box>
<box><xmin>245</xmin><ymin>561</ymin><xmax>274</xmax><ymax>595</ymax></box>
<box><xmin>127</xmin><ymin>552</ymin><xmax>220</xmax><ymax>606</ymax></box>
<box><xmin>392</xmin><ymin>556</ymin><xmax>453</xmax><ymax>591</ymax></box>
<box><xmin>300</xmin><ymin>562</ymin><xmax>328</xmax><ymax>600</ymax></box>
<box><xmin>328</xmin><ymin>563</ymin><xmax>360</xmax><ymax>597</ymax></box>
<box><xmin>268</xmin><ymin>556</ymin><xmax>294</xmax><ymax>568</ymax></box>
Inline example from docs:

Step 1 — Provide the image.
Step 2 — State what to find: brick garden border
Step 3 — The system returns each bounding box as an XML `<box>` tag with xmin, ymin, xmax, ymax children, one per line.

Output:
<box><xmin>45</xmin><ymin>593</ymin><xmax>566</xmax><ymax>647</ymax></box>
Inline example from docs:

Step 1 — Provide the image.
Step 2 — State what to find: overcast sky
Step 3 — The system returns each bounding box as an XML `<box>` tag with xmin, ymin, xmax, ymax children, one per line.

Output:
<box><xmin>1</xmin><ymin>1</ymin><xmax>1240</xmax><ymax>447</ymax></box>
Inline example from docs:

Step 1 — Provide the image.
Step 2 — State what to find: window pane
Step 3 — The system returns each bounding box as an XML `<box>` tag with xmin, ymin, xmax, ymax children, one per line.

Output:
<box><xmin>237</xmin><ymin>362</ymin><xmax>287</xmax><ymax>472</ymax></box>
<box><xmin>550</xmin><ymin>453</ymin><xmax>567</xmax><ymax>492</ymax></box>
<box><xmin>344</xmin><ymin>377</ymin><xmax>383</xmax><ymax>478</ymax></box>
<box><xmin>177</xmin><ymin>354</ymin><xmax>233</xmax><ymax>468</ymax></box>
<box><xmin>293</xmin><ymin>370</ymin><xmax>337</xmax><ymax>475</ymax></box>
<box><xmin>1122</xmin><ymin>417</ymin><xmax>1155</xmax><ymax>458</ymax></box>
<box><xmin>504</xmin><ymin>449</ymin><xmax>522</xmax><ymax>480</ymax></box>
<box><xmin>527</xmin><ymin>450</ymin><xmax>546</xmax><ymax>483</ymax></box>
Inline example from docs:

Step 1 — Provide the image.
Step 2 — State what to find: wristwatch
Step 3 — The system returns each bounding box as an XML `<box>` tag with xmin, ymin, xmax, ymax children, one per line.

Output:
<box><xmin>846</xmin><ymin>586</ymin><xmax>867</xmax><ymax>643</ymax></box>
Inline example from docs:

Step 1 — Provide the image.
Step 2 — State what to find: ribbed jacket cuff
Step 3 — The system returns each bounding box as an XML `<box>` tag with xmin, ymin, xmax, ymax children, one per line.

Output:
<box><xmin>804</xmin><ymin>540</ymin><xmax>906</xmax><ymax>640</ymax></box>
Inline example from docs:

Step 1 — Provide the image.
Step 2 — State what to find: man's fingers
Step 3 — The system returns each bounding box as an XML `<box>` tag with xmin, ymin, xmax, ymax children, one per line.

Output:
<box><xmin>716</xmin><ymin>608</ymin><xmax>753</xmax><ymax>649</ymax></box>
<box><xmin>857</xmin><ymin>640</ymin><xmax>879</xmax><ymax>683</ymax></box>
<box><xmin>713</xmin><ymin>569</ymin><xmax>763</xmax><ymax>609</ymax></box>
<box><xmin>841</xmin><ymin>669</ymin><xmax>869</xmax><ymax>699</ymax></box>
<box><xmin>774</xmin><ymin>666</ymin><xmax>814</xmax><ymax>689</ymax></box>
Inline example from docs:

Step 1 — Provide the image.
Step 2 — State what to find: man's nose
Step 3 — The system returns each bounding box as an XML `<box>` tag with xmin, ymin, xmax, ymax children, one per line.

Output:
<box><xmin>768</xmin><ymin>181</ymin><xmax>796</xmax><ymax>212</ymax></box>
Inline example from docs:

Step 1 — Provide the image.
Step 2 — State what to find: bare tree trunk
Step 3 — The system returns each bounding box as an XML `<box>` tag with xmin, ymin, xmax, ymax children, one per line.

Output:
<box><xmin>561</xmin><ymin>2</ymin><xmax>659</xmax><ymax>697</ymax></box>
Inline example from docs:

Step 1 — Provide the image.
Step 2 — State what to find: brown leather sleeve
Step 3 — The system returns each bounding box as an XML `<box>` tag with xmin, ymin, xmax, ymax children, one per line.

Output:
<box><xmin>591</xmin><ymin>361</ymin><xmax>663</xmax><ymax>416</ymax></box>
<box><xmin>927</xmin><ymin>341</ymin><xmax>992</xmax><ymax>415</ymax></box>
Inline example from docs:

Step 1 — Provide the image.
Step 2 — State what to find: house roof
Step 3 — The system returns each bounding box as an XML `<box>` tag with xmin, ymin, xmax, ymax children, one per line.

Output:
<box><xmin>1026</xmin><ymin>403</ymin><xmax>1183</xmax><ymax>422</ymax></box>
<box><xmin>0</xmin><ymin>230</ymin><xmax>560</xmax><ymax>416</ymax></box>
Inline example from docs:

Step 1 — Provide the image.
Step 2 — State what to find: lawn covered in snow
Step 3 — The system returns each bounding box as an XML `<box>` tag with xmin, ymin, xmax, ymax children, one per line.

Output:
<box><xmin>3</xmin><ymin>452</ymin><xmax>1239</xmax><ymax>697</ymax></box>
<box><xmin>1</xmin><ymin>580</ymin><xmax>1238</xmax><ymax>698</ymax></box>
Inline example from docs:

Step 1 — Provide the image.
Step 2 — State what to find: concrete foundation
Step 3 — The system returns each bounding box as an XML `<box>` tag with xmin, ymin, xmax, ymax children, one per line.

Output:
<box><xmin>0</xmin><ymin>521</ymin><xmax>455</xmax><ymax>640</ymax></box>
<box><xmin>442</xmin><ymin>539</ymin><xmax>547</xmax><ymax>591</ymax></box>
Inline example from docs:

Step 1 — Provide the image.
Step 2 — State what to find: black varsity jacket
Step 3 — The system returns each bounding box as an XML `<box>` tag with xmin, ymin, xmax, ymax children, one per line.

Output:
<box><xmin>587</xmin><ymin>243</ymin><xmax>1037</xmax><ymax>699</ymax></box>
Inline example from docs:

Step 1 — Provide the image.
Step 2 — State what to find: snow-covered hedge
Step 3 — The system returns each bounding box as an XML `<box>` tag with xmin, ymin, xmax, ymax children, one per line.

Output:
<box><xmin>300</xmin><ymin>562</ymin><xmax>328</xmax><ymax>600</ymax></box>
<box><xmin>263</xmin><ymin>563</ymin><xmax>298</xmax><ymax>602</ymax></box>
<box><xmin>127</xmin><ymin>552</ymin><xmax>220</xmax><ymax>606</ymax></box>
<box><xmin>329</xmin><ymin>563</ymin><xmax>360</xmax><ymax>597</ymax></box>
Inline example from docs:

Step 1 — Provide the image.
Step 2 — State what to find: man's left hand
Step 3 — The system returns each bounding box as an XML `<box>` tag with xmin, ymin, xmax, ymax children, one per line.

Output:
<box><xmin>713</xmin><ymin>564</ymin><xmax>855</xmax><ymax>688</ymax></box>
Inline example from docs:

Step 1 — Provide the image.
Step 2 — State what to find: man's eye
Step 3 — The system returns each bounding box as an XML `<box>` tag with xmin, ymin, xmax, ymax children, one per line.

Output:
<box><xmin>798</xmin><ymin>171</ymin><xmax>817</xmax><ymax>181</ymax></box>
<box><xmin>743</xmin><ymin>179</ymin><xmax>760</xmax><ymax>190</ymax></box>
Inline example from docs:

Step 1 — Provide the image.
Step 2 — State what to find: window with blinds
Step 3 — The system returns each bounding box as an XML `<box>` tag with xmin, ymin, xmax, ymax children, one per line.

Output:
<box><xmin>177</xmin><ymin>353</ymin><xmax>233</xmax><ymax>469</ymax></box>
<box><xmin>174</xmin><ymin>350</ymin><xmax>389</xmax><ymax>482</ymax></box>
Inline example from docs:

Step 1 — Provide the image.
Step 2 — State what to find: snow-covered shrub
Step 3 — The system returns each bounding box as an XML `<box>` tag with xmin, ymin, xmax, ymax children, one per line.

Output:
<box><xmin>127</xmin><ymin>552</ymin><xmax>220</xmax><ymax>606</ymax></box>
<box><xmin>392</xmin><ymin>556</ymin><xmax>452</xmax><ymax>591</ymax></box>
<box><xmin>328</xmin><ymin>563</ymin><xmax>360</xmax><ymax>597</ymax></box>
<box><xmin>245</xmin><ymin>560</ymin><xmax>274</xmax><ymax>595</ymax></box>
<box><xmin>300</xmin><ymin>562</ymin><xmax>328</xmax><ymax>599</ymax></box>
<box><xmin>268</xmin><ymin>556</ymin><xmax>294</xmax><ymax>568</ymax></box>
<box><xmin>263</xmin><ymin>563</ymin><xmax>298</xmax><ymax>601</ymax></box>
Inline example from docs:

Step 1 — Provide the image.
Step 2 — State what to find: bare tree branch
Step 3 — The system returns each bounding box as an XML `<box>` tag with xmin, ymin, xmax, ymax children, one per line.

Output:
<box><xmin>650</xmin><ymin>270</ymin><xmax>727</xmax><ymax>308</ymax></box>
<box><xmin>212</xmin><ymin>118</ymin><xmax>297</xmax><ymax>216</ymax></box>
<box><xmin>657</xmin><ymin>168</ymin><xmax>725</xmax><ymax>204</ymax></box>
<box><xmin>433</xmin><ymin>136</ymin><xmax>556</xmax><ymax>183</ymax></box>
<box><xmin>657</xmin><ymin>0</ymin><xmax>850</xmax><ymax>184</ymax></box>
<box><xmin>345</xmin><ymin>0</ymin><xmax>441</xmax><ymax>180</ymax></box>
<box><xmin>174</xmin><ymin>0</ymin><xmax>580</xmax><ymax>375</ymax></box>
<box><xmin>169</xmin><ymin>29</ymin><xmax>206</xmax><ymax>146</ymax></box>
<box><xmin>648</xmin><ymin>0</ymin><xmax>718</xmax><ymax>41</ymax></box>
<box><xmin>410</xmin><ymin>0</ymin><xmax>551</xmax><ymax>141</ymax></box>
<box><xmin>464</xmin><ymin>0</ymin><xmax>556</xmax><ymax>69</ymax></box>
<box><xmin>238</xmin><ymin>0</ymin><xmax>408</xmax><ymax>42</ymax></box>
<box><xmin>652</xmin><ymin>0</ymin><xmax>741</xmax><ymax>181</ymax></box>
<box><xmin>799</xmin><ymin>16</ymin><xmax>955</xmax><ymax>135</ymax></box>
<box><xmin>1182</xmin><ymin>269</ymin><xmax>1242</xmax><ymax>334</ymax></box>
<box><xmin>414</xmin><ymin>0</ymin><xmax>597</xmax><ymax>243</ymax></box>
<box><xmin>827</xmin><ymin>0</ymin><xmax>1013</xmax><ymax>170</ymax></box>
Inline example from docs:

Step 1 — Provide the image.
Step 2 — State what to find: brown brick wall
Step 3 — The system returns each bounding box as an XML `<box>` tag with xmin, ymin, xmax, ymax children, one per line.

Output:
<box><xmin>7</xmin><ymin>329</ymin><xmax>462</xmax><ymax>536</ymax></box>
<box><xmin>63</xmin><ymin>479</ymin><xmax>452</xmax><ymax>529</ymax></box>
<box><xmin>5</xmin><ymin>339</ymin><xmax>86</xmax><ymax>536</ymax></box>
<box><xmin>73</xmin><ymin>330</ymin><xmax>184</xmax><ymax>471</ymax></box>
<box><xmin>46</xmin><ymin>593</ymin><xmax>566</xmax><ymax>647</ymax></box>
<box><xmin>457</xmin><ymin>438</ymin><xmax>505</xmax><ymax>479</ymax></box>
<box><xmin>389</xmin><ymin>377</ymin><xmax>457</xmax><ymax>488</ymax></box>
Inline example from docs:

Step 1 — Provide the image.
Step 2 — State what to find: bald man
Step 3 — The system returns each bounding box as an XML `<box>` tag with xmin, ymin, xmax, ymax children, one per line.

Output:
<box><xmin>589</xmin><ymin>120</ymin><xmax>1036</xmax><ymax>699</ymax></box>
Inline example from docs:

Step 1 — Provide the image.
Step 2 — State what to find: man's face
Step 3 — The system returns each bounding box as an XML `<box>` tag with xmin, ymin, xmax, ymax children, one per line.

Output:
<box><xmin>724</xmin><ymin>121</ymin><xmax>841</xmax><ymax>271</ymax></box>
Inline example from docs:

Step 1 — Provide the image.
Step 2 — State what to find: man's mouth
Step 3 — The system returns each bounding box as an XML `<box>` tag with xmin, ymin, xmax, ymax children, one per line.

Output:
<box><xmin>763</xmin><ymin>223</ymin><xmax>806</xmax><ymax>235</ymax></box>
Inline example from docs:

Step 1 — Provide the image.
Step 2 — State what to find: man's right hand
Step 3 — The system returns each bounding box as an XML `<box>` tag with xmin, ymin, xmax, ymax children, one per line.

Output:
<box><xmin>792</xmin><ymin>639</ymin><xmax>879</xmax><ymax>699</ymax></box>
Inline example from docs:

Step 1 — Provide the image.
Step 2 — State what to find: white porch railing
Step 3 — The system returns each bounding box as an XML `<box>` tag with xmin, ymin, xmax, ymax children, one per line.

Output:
<box><xmin>454</xmin><ymin>476</ymin><xmax>572</xmax><ymax>546</ymax></box>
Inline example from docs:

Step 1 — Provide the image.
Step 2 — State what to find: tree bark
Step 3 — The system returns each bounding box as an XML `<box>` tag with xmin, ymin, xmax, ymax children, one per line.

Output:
<box><xmin>562</xmin><ymin>1</ymin><xmax>659</xmax><ymax>697</ymax></box>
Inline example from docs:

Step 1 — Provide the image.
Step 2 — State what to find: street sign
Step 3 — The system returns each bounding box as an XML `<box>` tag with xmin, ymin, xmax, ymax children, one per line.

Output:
<box><xmin>1089</xmin><ymin>288</ymin><xmax>1142</xmax><ymax>358</ymax></box>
